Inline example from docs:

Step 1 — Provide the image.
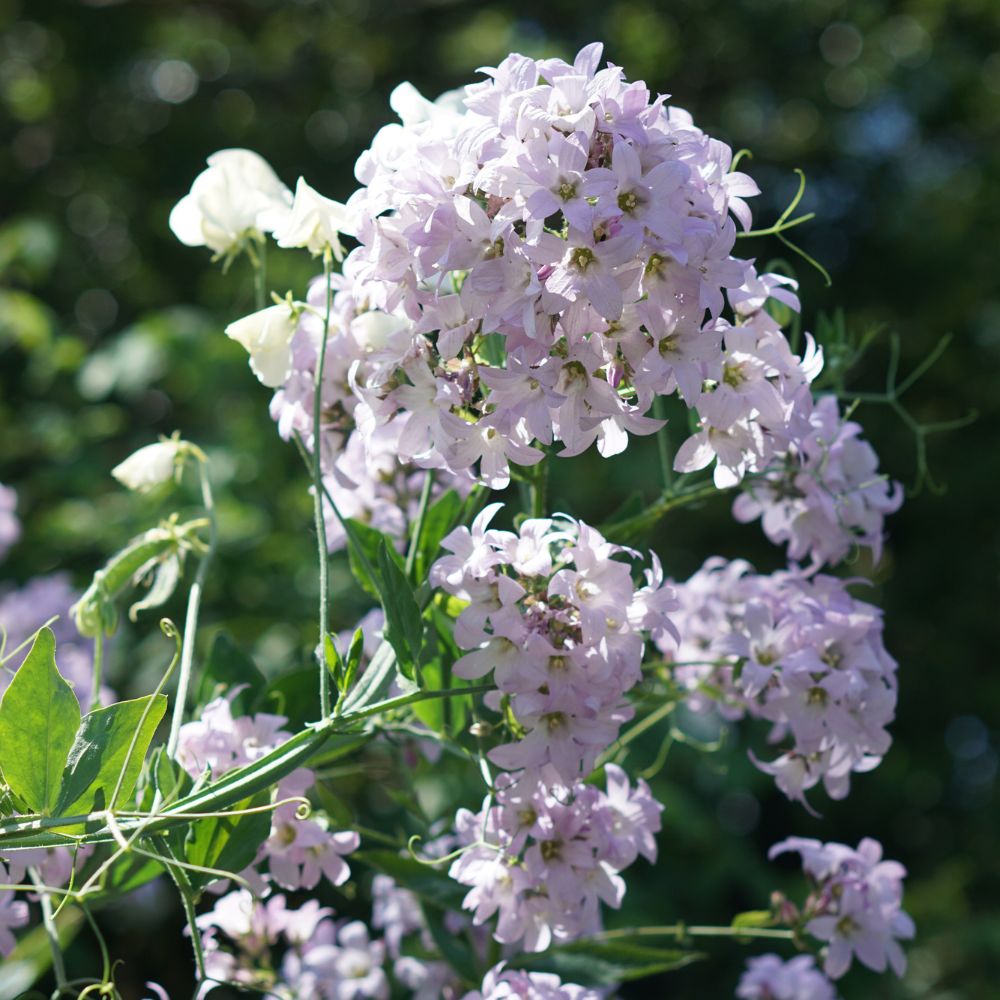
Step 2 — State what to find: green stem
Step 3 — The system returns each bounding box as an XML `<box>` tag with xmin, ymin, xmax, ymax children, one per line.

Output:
<box><xmin>529</xmin><ymin>455</ymin><xmax>549</xmax><ymax>520</ymax></box>
<box><xmin>166</xmin><ymin>459</ymin><xmax>217</xmax><ymax>759</ymax></box>
<box><xmin>653</xmin><ymin>396</ymin><xmax>673</xmax><ymax>491</ymax></box>
<box><xmin>600</xmin><ymin>482</ymin><xmax>722</xmax><ymax>543</ymax></box>
<box><xmin>596</xmin><ymin>925</ymin><xmax>794</xmax><ymax>942</ymax></box>
<box><xmin>29</xmin><ymin>866</ymin><xmax>67</xmax><ymax>988</ymax></box>
<box><xmin>315</xmin><ymin>250</ymin><xmax>334</xmax><ymax>718</ymax></box>
<box><xmin>154</xmin><ymin>835</ymin><xmax>208</xmax><ymax>986</ymax></box>
<box><xmin>89</xmin><ymin>630</ymin><xmax>103</xmax><ymax>713</ymax></box>
<box><xmin>598</xmin><ymin>698</ymin><xmax>677</xmax><ymax>767</ymax></box>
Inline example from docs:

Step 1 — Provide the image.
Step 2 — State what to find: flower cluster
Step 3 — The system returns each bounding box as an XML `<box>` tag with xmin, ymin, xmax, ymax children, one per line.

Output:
<box><xmin>432</xmin><ymin>504</ymin><xmax>675</xmax><ymax>784</ymax></box>
<box><xmin>175</xmin><ymin>696</ymin><xmax>359</xmax><ymax>892</ymax></box>
<box><xmin>197</xmin><ymin>890</ymin><xmax>389</xmax><ymax>999</ymax></box>
<box><xmin>450</xmin><ymin>763</ymin><xmax>662</xmax><ymax>953</ymax></box>
<box><xmin>770</xmin><ymin>836</ymin><xmax>914</xmax><ymax>979</ymax></box>
<box><xmin>462</xmin><ymin>963</ymin><xmax>599</xmax><ymax>1000</ymax></box>
<box><xmin>733</xmin><ymin>395</ymin><xmax>902</xmax><ymax>568</ymax></box>
<box><xmin>661</xmin><ymin>558</ymin><xmax>897</xmax><ymax>806</ymax></box>
<box><xmin>372</xmin><ymin>872</ymin><xmax>465</xmax><ymax>999</ymax></box>
<box><xmin>736</xmin><ymin>954</ymin><xmax>837</xmax><ymax>1000</ymax></box>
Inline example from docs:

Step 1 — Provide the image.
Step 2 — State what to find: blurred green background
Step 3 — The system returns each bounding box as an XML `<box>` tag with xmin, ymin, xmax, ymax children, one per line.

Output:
<box><xmin>1</xmin><ymin>0</ymin><xmax>997</xmax><ymax>996</ymax></box>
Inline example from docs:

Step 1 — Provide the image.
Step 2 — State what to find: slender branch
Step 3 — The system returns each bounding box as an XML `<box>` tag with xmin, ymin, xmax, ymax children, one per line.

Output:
<box><xmin>600</xmin><ymin>482</ymin><xmax>723</xmax><ymax>542</ymax></box>
<box><xmin>166</xmin><ymin>459</ymin><xmax>217</xmax><ymax>759</ymax></box>
<box><xmin>653</xmin><ymin>396</ymin><xmax>673</xmax><ymax>492</ymax></box>
<box><xmin>595</xmin><ymin>924</ymin><xmax>794</xmax><ymax>942</ymax></box>
<box><xmin>89</xmin><ymin>630</ymin><xmax>103</xmax><ymax>712</ymax></box>
<box><xmin>529</xmin><ymin>455</ymin><xmax>549</xmax><ymax>520</ymax></box>
<box><xmin>314</xmin><ymin>248</ymin><xmax>335</xmax><ymax>718</ymax></box>
<box><xmin>154</xmin><ymin>834</ymin><xmax>208</xmax><ymax>986</ymax></box>
<box><xmin>29</xmin><ymin>866</ymin><xmax>67</xmax><ymax>988</ymax></box>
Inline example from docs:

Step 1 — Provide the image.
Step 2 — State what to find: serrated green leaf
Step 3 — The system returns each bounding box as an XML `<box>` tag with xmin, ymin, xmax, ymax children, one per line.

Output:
<box><xmin>184</xmin><ymin>792</ymin><xmax>272</xmax><ymax>893</ymax></box>
<box><xmin>378</xmin><ymin>541</ymin><xmax>425</xmax><ymax>683</ymax></box>
<box><xmin>509</xmin><ymin>940</ymin><xmax>705</xmax><ymax>985</ymax></box>
<box><xmin>55</xmin><ymin>694</ymin><xmax>167</xmax><ymax>816</ymax></box>
<box><xmin>196</xmin><ymin>632</ymin><xmax>266</xmax><ymax>715</ymax></box>
<box><xmin>0</xmin><ymin>628</ymin><xmax>80</xmax><ymax>814</ymax></box>
<box><xmin>357</xmin><ymin>849</ymin><xmax>465</xmax><ymax>910</ymax></box>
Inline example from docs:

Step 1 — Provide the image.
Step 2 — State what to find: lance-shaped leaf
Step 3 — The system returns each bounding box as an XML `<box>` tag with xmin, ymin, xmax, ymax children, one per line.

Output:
<box><xmin>0</xmin><ymin>628</ymin><xmax>80</xmax><ymax>815</ymax></box>
<box><xmin>378</xmin><ymin>540</ymin><xmax>424</xmax><ymax>682</ymax></box>
<box><xmin>55</xmin><ymin>694</ymin><xmax>167</xmax><ymax>816</ymax></box>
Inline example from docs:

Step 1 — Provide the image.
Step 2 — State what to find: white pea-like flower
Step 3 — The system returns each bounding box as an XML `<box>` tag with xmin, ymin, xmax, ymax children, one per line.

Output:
<box><xmin>168</xmin><ymin>148</ymin><xmax>292</xmax><ymax>255</ymax></box>
<box><xmin>273</xmin><ymin>177</ymin><xmax>351</xmax><ymax>259</ymax></box>
<box><xmin>112</xmin><ymin>440</ymin><xmax>185</xmax><ymax>492</ymax></box>
<box><xmin>225</xmin><ymin>302</ymin><xmax>300</xmax><ymax>388</ymax></box>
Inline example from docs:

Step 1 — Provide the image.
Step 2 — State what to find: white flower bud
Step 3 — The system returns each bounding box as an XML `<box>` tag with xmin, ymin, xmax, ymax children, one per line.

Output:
<box><xmin>225</xmin><ymin>303</ymin><xmax>299</xmax><ymax>388</ymax></box>
<box><xmin>169</xmin><ymin>148</ymin><xmax>292</xmax><ymax>255</ymax></box>
<box><xmin>112</xmin><ymin>440</ymin><xmax>184</xmax><ymax>492</ymax></box>
<box><xmin>273</xmin><ymin>177</ymin><xmax>351</xmax><ymax>258</ymax></box>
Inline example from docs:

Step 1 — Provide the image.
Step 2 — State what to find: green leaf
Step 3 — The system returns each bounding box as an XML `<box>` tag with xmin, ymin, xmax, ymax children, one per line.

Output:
<box><xmin>196</xmin><ymin>632</ymin><xmax>266</xmax><ymax>716</ymax></box>
<box><xmin>341</xmin><ymin>625</ymin><xmax>365</xmax><ymax>695</ymax></box>
<box><xmin>412</xmin><ymin>488</ymin><xmax>462</xmax><ymax>582</ymax></box>
<box><xmin>731</xmin><ymin>910</ymin><xmax>774</xmax><ymax>930</ymax></box>
<box><xmin>0</xmin><ymin>628</ymin><xmax>80</xmax><ymax>815</ymax></box>
<box><xmin>184</xmin><ymin>792</ymin><xmax>272</xmax><ymax>893</ymax></box>
<box><xmin>345</xmin><ymin>518</ymin><xmax>400</xmax><ymax>599</ymax></box>
<box><xmin>55</xmin><ymin>694</ymin><xmax>167</xmax><ymax>816</ymax></box>
<box><xmin>510</xmin><ymin>940</ymin><xmax>705</xmax><ymax>985</ymax></box>
<box><xmin>259</xmin><ymin>667</ymin><xmax>319</xmax><ymax>729</ymax></box>
<box><xmin>357</xmin><ymin>849</ymin><xmax>465</xmax><ymax>910</ymax></box>
<box><xmin>378</xmin><ymin>541</ymin><xmax>425</xmax><ymax>682</ymax></box>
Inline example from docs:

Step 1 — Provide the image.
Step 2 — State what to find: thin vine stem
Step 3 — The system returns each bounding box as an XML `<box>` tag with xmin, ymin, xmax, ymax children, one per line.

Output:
<box><xmin>89</xmin><ymin>630</ymin><xmax>103</xmax><ymax>712</ymax></box>
<box><xmin>595</xmin><ymin>924</ymin><xmax>795</xmax><ymax>942</ymax></box>
<box><xmin>29</xmin><ymin>865</ymin><xmax>67</xmax><ymax>988</ymax></box>
<box><xmin>315</xmin><ymin>247</ymin><xmax>335</xmax><ymax>718</ymax></box>
<box><xmin>165</xmin><ymin>457</ymin><xmax>217</xmax><ymax>759</ymax></box>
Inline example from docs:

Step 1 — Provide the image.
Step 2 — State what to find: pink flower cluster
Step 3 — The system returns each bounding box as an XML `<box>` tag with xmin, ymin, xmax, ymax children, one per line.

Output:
<box><xmin>462</xmin><ymin>963</ymin><xmax>599</xmax><ymax>1000</ymax></box>
<box><xmin>197</xmin><ymin>890</ymin><xmax>389</xmax><ymax>999</ymax></box>
<box><xmin>336</xmin><ymin>42</ymin><xmax>766</xmax><ymax>487</ymax></box>
<box><xmin>661</xmin><ymin>558</ymin><xmax>897</xmax><ymax>807</ymax></box>
<box><xmin>431</xmin><ymin>504</ymin><xmax>676</xmax><ymax>784</ymax></box>
<box><xmin>733</xmin><ymin>395</ymin><xmax>902</xmax><ymax>568</ymax></box>
<box><xmin>175</xmin><ymin>697</ymin><xmax>359</xmax><ymax>892</ymax></box>
<box><xmin>264</xmin><ymin>44</ymin><xmax>863</xmax><ymax>522</ymax></box>
<box><xmin>736</xmin><ymin>954</ymin><xmax>836</xmax><ymax>1000</ymax></box>
<box><xmin>450</xmin><ymin>763</ymin><xmax>662</xmax><ymax>953</ymax></box>
<box><xmin>372</xmin><ymin>871</ymin><xmax>465</xmax><ymax>999</ymax></box>
<box><xmin>770</xmin><ymin>836</ymin><xmax>914</xmax><ymax>979</ymax></box>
